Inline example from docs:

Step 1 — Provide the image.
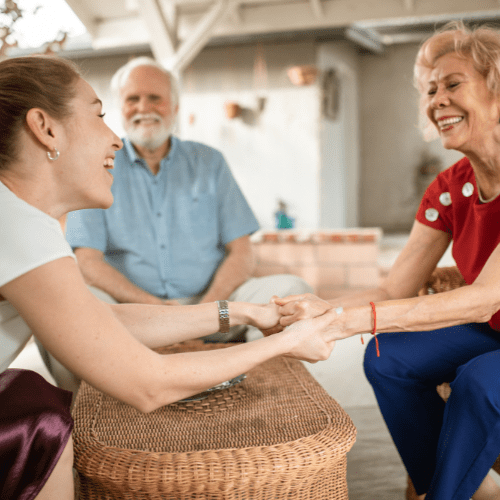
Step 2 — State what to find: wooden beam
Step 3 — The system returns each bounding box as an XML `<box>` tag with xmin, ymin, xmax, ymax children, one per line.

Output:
<box><xmin>138</xmin><ymin>0</ymin><xmax>178</xmax><ymax>60</ymax></box>
<box><xmin>63</xmin><ymin>0</ymin><xmax>98</xmax><ymax>37</ymax></box>
<box><xmin>345</xmin><ymin>26</ymin><xmax>384</xmax><ymax>53</ymax></box>
<box><xmin>167</xmin><ymin>0</ymin><xmax>229</xmax><ymax>73</ymax></box>
<box><xmin>87</xmin><ymin>0</ymin><xmax>500</xmax><ymax>52</ymax></box>
<box><xmin>309</xmin><ymin>0</ymin><xmax>323</xmax><ymax>19</ymax></box>
<box><xmin>403</xmin><ymin>0</ymin><xmax>415</xmax><ymax>12</ymax></box>
<box><xmin>228</xmin><ymin>2</ymin><xmax>243</xmax><ymax>24</ymax></box>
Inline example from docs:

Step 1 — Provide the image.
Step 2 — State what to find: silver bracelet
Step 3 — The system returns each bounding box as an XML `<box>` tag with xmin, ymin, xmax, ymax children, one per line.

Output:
<box><xmin>216</xmin><ymin>300</ymin><xmax>230</xmax><ymax>333</ymax></box>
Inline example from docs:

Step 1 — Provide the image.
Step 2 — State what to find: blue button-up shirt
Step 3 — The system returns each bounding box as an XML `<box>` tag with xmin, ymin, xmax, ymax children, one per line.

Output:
<box><xmin>66</xmin><ymin>137</ymin><xmax>259</xmax><ymax>298</ymax></box>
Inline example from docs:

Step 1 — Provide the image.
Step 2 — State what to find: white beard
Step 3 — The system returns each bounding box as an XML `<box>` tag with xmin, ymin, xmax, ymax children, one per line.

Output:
<box><xmin>125</xmin><ymin>113</ymin><xmax>175</xmax><ymax>151</ymax></box>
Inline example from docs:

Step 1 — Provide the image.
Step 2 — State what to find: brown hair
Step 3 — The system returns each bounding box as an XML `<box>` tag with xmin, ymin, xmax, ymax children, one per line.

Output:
<box><xmin>0</xmin><ymin>55</ymin><xmax>81</xmax><ymax>169</ymax></box>
<box><xmin>414</xmin><ymin>21</ymin><xmax>500</xmax><ymax>139</ymax></box>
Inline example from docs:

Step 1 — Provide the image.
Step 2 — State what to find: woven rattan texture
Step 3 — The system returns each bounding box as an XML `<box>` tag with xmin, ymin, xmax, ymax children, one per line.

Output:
<box><xmin>417</xmin><ymin>266</ymin><xmax>467</xmax><ymax>296</ymax></box>
<box><xmin>406</xmin><ymin>267</ymin><xmax>500</xmax><ymax>499</ymax></box>
<box><xmin>73</xmin><ymin>341</ymin><xmax>356</xmax><ymax>499</ymax></box>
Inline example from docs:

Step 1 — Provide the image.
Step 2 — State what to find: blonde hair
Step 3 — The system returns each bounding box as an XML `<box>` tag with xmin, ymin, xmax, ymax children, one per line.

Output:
<box><xmin>414</xmin><ymin>21</ymin><xmax>500</xmax><ymax>140</ymax></box>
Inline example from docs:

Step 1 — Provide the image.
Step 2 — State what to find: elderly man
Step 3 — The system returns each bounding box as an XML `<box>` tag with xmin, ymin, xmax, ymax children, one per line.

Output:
<box><xmin>65</xmin><ymin>56</ymin><xmax>312</xmax><ymax>343</ymax></box>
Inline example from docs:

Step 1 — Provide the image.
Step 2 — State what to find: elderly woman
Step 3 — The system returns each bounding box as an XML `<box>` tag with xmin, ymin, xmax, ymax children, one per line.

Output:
<box><xmin>276</xmin><ymin>23</ymin><xmax>500</xmax><ymax>500</ymax></box>
<box><xmin>0</xmin><ymin>55</ymin><xmax>335</xmax><ymax>500</ymax></box>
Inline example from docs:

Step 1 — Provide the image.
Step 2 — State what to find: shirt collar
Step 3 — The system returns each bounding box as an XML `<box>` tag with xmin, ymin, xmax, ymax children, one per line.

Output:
<box><xmin>123</xmin><ymin>136</ymin><xmax>178</xmax><ymax>174</ymax></box>
<box><xmin>123</xmin><ymin>137</ymin><xmax>141</xmax><ymax>164</ymax></box>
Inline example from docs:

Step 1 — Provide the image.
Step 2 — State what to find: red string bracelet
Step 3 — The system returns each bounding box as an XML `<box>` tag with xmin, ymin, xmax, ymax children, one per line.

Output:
<box><xmin>360</xmin><ymin>302</ymin><xmax>380</xmax><ymax>356</ymax></box>
<box><xmin>370</xmin><ymin>301</ymin><xmax>380</xmax><ymax>357</ymax></box>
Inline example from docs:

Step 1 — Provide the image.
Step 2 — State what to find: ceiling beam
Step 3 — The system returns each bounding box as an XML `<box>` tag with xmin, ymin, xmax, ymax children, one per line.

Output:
<box><xmin>63</xmin><ymin>0</ymin><xmax>98</xmax><ymax>37</ymax></box>
<box><xmin>345</xmin><ymin>26</ymin><xmax>384</xmax><ymax>53</ymax></box>
<box><xmin>82</xmin><ymin>0</ymin><xmax>500</xmax><ymax>55</ymax></box>
<box><xmin>403</xmin><ymin>0</ymin><xmax>415</xmax><ymax>12</ymax></box>
<box><xmin>309</xmin><ymin>0</ymin><xmax>323</xmax><ymax>19</ymax></box>
<box><xmin>166</xmin><ymin>0</ymin><xmax>229</xmax><ymax>73</ymax></box>
<box><xmin>174</xmin><ymin>0</ymin><xmax>500</xmax><ymax>40</ymax></box>
<box><xmin>137</xmin><ymin>0</ymin><xmax>178</xmax><ymax>60</ymax></box>
<box><xmin>228</xmin><ymin>2</ymin><xmax>244</xmax><ymax>25</ymax></box>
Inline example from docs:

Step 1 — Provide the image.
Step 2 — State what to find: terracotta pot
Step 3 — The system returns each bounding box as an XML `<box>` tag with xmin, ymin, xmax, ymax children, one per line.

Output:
<box><xmin>287</xmin><ymin>65</ymin><xmax>318</xmax><ymax>86</ymax></box>
<box><xmin>224</xmin><ymin>101</ymin><xmax>242</xmax><ymax>119</ymax></box>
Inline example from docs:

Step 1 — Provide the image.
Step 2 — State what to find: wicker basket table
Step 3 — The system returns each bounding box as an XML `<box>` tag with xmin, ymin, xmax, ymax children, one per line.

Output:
<box><xmin>72</xmin><ymin>341</ymin><xmax>357</xmax><ymax>499</ymax></box>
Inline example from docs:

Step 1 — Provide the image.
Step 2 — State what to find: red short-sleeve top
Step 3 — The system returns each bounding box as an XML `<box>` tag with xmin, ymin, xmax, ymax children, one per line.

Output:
<box><xmin>416</xmin><ymin>156</ymin><xmax>500</xmax><ymax>330</ymax></box>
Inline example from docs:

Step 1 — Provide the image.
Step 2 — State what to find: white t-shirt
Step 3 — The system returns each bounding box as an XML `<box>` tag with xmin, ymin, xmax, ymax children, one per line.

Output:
<box><xmin>0</xmin><ymin>180</ymin><xmax>75</xmax><ymax>372</ymax></box>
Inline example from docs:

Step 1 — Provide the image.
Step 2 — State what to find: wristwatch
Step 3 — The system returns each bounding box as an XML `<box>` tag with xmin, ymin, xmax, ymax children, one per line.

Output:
<box><xmin>216</xmin><ymin>300</ymin><xmax>230</xmax><ymax>333</ymax></box>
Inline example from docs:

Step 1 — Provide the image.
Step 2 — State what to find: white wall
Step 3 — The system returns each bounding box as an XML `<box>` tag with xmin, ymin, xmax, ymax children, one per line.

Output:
<box><xmin>179</xmin><ymin>87</ymin><xmax>321</xmax><ymax>229</ymax></box>
<box><xmin>178</xmin><ymin>41</ymin><xmax>323</xmax><ymax>229</ymax></box>
<box><xmin>317</xmin><ymin>41</ymin><xmax>360</xmax><ymax>228</ymax></box>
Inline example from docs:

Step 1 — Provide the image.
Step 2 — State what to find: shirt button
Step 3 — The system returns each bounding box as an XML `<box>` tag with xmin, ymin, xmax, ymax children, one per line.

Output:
<box><xmin>160</xmin><ymin>244</ymin><xmax>166</xmax><ymax>249</ymax></box>
<box><xmin>157</xmin><ymin>212</ymin><xmax>161</xmax><ymax>217</ymax></box>
<box><xmin>439</xmin><ymin>192</ymin><xmax>452</xmax><ymax>206</ymax></box>
<box><xmin>462</xmin><ymin>182</ymin><xmax>474</xmax><ymax>197</ymax></box>
<box><xmin>425</xmin><ymin>208</ymin><xmax>439</xmax><ymax>222</ymax></box>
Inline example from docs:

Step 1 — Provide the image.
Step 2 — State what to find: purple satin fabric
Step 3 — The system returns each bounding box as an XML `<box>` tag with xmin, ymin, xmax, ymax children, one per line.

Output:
<box><xmin>0</xmin><ymin>368</ymin><xmax>73</xmax><ymax>500</ymax></box>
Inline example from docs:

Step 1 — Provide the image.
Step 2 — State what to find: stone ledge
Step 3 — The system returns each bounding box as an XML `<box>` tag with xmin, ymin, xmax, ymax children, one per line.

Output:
<box><xmin>252</xmin><ymin>228</ymin><xmax>383</xmax><ymax>292</ymax></box>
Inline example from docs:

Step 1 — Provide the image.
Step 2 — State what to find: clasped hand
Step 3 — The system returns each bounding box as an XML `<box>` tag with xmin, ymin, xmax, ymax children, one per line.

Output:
<box><xmin>275</xmin><ymin>293</ymin><xmax>333</xmax><ymax>326</ymax></box>
<box><xmin>253</xmin><ymin>294</ymin><xmax>339</xmax><ymax>363</ymax></box>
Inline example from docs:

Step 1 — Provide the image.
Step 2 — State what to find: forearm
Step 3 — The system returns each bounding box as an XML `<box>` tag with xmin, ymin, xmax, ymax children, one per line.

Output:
<box><xmin>78</xmin><ymin>256</ymin><xmax>163</xmax><ymax>305</ymax></box>
<box><xmin>200</xmin><ymin>250</ymin><xmax>255</xmax><ymax>303</ymax></box>
<box><xmin>333</xmin><ymin>284</ymin><xmax>498</xmax><ymax>341</ymax></box>
<box><xmin>327</xmin><ymin>287</ymin><xmax>393</xmax><ymax>309</ymax></box>
<box><xmin>111</xmin><ymin>301</ymin><xmax>260</xmax><ymax>348</ymax></box>
<box><xmin>149</xmin><ymin>334</ymin><xmax>287</xmax><ymax>409</ymax></box>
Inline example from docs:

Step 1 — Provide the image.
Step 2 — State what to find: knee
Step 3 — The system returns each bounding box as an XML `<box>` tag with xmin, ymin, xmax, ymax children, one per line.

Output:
<box><xmin>451</xmin><ymin>354</ymin><xmax>500</xmax><ymax>409</ymax></box>
<box><xmin>363</xmin><ymin>334</ymin><xmax>410</xmax><ymax>388</ymax></box>
<box><xmin>271</xmin><ymin>274</ymin><xmax>314</xmax><ymax>296</ymax></box>
<box><xmin>364</xmin><ymin>336</ymin><xmax>381</xmax><ymax>382</ymax></box>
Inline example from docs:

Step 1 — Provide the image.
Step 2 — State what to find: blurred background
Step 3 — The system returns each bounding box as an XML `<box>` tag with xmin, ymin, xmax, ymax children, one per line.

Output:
<box><xmin>3</xmin><ymin>0</ymin><xmax>490</xmax><ymax>233</ymax></box>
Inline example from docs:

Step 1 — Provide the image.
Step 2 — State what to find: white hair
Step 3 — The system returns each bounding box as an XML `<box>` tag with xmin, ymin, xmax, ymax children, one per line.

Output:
<box><xmin>110</xmin><ymin>56</ymin><xmax>179</xmax><ymax>108</ymax></box>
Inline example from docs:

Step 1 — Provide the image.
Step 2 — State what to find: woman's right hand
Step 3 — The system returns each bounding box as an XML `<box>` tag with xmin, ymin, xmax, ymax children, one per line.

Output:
<box><xmin>276</xmin><ymin>312</ymin><xmax>339</xmax><ymax>363</ymax></box>
<box><xmin>274</xmin><ymin>293</ymin><xmax>334</xmax><ymax>327</ymax></box>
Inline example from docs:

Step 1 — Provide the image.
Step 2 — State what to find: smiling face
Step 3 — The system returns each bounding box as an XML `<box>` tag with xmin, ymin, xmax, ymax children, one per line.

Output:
<box><xmin>59</xmin><ymin>78</ymin><xmax>122</xmax><ymax>210</ymax></box>
<box><xmin>424</xmin><ymin>52</ymin><xmax>500</xmax><ymax>153</ymax></box>
<box><xmin>120</xmin><ymin>66</ymin><xmax>178</xmax><ymax>151</ymax></box>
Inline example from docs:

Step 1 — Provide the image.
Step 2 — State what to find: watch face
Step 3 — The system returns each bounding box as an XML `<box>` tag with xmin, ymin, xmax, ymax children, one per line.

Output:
<box><xmin>177</xmin><ymin>374</ymin><xmax>247</xmax><ymax>402</ymax></box>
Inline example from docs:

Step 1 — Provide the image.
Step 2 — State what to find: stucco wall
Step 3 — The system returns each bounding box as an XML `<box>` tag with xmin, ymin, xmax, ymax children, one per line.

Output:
<box><xmin>358</xmin><ymin>43</ymin><xmax>463</xmax><ymax>232</ymax></box>
<box><xmin>179</xmin><ymin>41</ymin><xmax>322</xmax><ymax>229</ymax></box>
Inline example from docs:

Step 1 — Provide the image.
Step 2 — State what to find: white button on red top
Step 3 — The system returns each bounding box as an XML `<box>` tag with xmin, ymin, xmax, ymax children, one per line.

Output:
<box><xmin>462</xmin><ymin>182</ymin><xmax>474</xmax><ymax>197</ymax></box>
<box><xmin>425</xmin><ymin>208</ymin><xmax>439</xmax><ymax>222</ymax></box>
<box><xmin>439</xmin><ymin>192</ymin><xmax>452</xmax><ymax>206</ymax></box>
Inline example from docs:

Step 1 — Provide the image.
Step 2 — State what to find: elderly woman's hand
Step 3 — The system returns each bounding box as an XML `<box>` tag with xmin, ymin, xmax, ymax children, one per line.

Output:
<box><xmin>247</xmin><ymin>297</ymin><xmax>284</xmax><ymax>335</ymax></box>
<box><xmin>274</xmin><ymin>293</ymin><xmax>334</xmax><ymax>327</ymax></box>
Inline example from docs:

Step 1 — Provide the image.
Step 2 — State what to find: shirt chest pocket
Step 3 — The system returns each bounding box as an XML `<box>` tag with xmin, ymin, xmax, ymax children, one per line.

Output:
<box><xmin>176</xmin><ymin>193</ymin><xmax>219</xmax><ymax>245</ymax></box>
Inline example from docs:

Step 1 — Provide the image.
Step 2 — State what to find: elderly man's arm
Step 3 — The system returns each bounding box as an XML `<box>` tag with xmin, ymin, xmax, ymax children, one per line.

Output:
<box><xmin>199</xmin><ymin>235</ymin><xmax>255</xmax><ymax>303</ymax></box>
<box><xmin>74</xmin><ymin>247</ymin><xmax>166</xmax><ymax>305</ymax></box>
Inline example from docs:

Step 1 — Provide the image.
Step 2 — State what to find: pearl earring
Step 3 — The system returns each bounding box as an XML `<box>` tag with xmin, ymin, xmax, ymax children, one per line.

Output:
<box><xmin>47</xmin><ymin>148</ymin><xmax>60</xmax><ymax>161</ymax></box>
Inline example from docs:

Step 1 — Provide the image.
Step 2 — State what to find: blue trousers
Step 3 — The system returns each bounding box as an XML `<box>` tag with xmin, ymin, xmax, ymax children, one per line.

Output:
<box><xmin>364</xmin><ymin>323</ymin><xmax>500</xmax><ymax>499</ymax></box>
